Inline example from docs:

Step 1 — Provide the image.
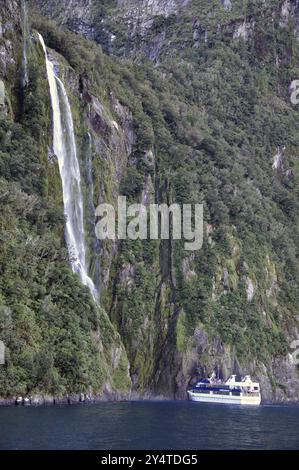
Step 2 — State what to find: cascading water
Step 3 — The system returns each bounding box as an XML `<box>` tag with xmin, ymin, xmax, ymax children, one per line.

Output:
<box><xmin>21</xmin><ymin>0</ymin><xmax>29</xmax><ymax>89</ymax></box>
<box><xmin>38</xmin><ymin>33</ymin><xmax>98</xmax><ymax>301</ymax></box>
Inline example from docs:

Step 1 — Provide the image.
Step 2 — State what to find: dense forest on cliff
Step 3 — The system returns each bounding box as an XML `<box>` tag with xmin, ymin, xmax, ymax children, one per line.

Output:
<box><xmin>0</xmin><ymin>0</ymin><xmax>298</xmax><ymax>402</ymax></box>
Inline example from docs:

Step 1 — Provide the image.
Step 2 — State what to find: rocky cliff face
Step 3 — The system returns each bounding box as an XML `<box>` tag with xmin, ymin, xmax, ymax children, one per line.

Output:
<box><xmin>31</xmin><ymin>0</ymin><xmax>231</xmax><ymax>60</ymax></box>
<box><xmin>1</xmin><ymin>0</ymin><xmax>299</xmax><ymax>403</ymax></box>
<box><xmin>31</xmin><ymin>1</ymin><xmax>299</xmax><ymax>62</ymax></box>
<box><xmin>0</xmin><ymin>0</ymin><xmax>132</xmax><ymax>401</ymax></box>
<box><xmin>33</xmin><ymin>0</ymin><xmax>95</xmax><ymax>38</ymax></box>
<box><xmin>0</xmin><ymin>1</ymin><xmax>22</xmax><ymax>71</ymax></box>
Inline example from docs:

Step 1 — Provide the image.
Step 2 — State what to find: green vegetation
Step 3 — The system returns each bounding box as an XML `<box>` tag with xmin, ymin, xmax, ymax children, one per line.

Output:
<box><xmin>0</xmin><ymin>8</ymin><xmax>130</xmax><ymax>398</ymax></box>
<box><xmin>0</xmin><ymin>0</ymin><xmax>298</xmax><ymax>398</ymax></box>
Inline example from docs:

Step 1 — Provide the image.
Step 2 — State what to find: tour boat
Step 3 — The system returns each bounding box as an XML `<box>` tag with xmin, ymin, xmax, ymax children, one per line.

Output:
<box><xmin>188</xmin><ymin>374</ymin><xmax>261</xmax><ymax>405</ymax></box>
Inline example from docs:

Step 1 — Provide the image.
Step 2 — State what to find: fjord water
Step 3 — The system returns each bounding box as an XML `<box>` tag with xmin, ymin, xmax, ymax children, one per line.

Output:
<box><xmin>38</xmin><ymin>34</ymin><xmax>97</xmax><ymax>299</ymax></box>
<box><xmin>0</xmin><ymin>402</ymin><xmax>298</xmax><ymax>450</ymax></box>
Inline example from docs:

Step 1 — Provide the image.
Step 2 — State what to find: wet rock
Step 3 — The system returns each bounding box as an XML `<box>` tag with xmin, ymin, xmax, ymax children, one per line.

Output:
<box><xmin>0</xmin><ymin>80</ymin><xmax>5</xmax><ymax>107</ymax></box>
<box><xmin>0</xmin><ymin>397</ymin><xmax>16</xmax><ymax>406</ymax></box>
<box><xmin>43</xmin><ymin>395</ymin><xmax>55</xmax><ymax>405</ymax></box>
<box><xmin>15</xmin><ymin>396</ymin><xmax>23</xmax><ymax>405</ymax></box>
<box><xmin>31</xmin><ymin>395</ymin><xmax>46</xmax><ymax>406</ymax></box>
<box><xmin>54</xmin><ymin>396</ymin><xmax>69</xmax><ymax>405</ymax></box>
<box><xmin>68</xmin><ymin>395</ymin><xmax>81</xmax><ymax>404</ymax></box>
<box><xmin>245</xmin><ymin>277</ymin><xmax>255</xmax><ymax>302</ymax></box>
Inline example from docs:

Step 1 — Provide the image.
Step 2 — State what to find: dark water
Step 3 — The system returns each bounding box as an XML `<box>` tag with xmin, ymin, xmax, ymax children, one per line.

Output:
<box><xmin>0</xmin><ymin>402</ymin><xmax>298</xmax><ymax>450</ymax></box>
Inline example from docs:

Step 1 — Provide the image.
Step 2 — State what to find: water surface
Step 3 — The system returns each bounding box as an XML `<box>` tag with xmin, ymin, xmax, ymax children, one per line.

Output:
<box><xmin>0</xmin><ymin>402</ymin><xmax>298</xmax><ymax>450</ymax></box>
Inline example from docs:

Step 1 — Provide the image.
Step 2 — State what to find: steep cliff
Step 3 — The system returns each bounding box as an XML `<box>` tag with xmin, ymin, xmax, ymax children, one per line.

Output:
<box><xmin>0</xmin><ymin>0</ymin><xmax>299</xmax><ymax>402</ymax></box>
<box><xmin>0</xmin><ymin>0</ymin><xmax>131</xmax><ymax>401</ymax></box>
<box><xmin>30</xmin><ymin>1</ymin><xmax>299</xmax><ymax>63</ymax></box>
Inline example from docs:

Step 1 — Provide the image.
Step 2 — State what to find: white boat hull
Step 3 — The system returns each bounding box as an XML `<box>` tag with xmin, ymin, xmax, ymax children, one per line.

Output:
<box><xmin>188</xmin><ymin>391</ymin><xmax>261</xmax><ymax>406</ymax></box>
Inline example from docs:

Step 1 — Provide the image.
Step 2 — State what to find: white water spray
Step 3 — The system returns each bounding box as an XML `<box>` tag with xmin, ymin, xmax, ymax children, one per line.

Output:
<box><xmin>21</xmin><ymin>0</ymin><xmax>29</xmax><ymax>88</ymax></box>
<box><xmin>38</xmin><ymin>33</ymin><xmax>98</xmax><ymax>300</ymax></box>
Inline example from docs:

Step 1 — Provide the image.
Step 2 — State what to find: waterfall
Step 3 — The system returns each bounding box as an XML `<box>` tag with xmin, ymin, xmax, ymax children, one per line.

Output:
<box><xmin>21</xmin><ymin>0</ymin><xmax>29</xmax><ymax>89</ymax></box>
<box><xmin>38</xmin><ymin>33</ymin><xmax>98</xmax><ymax>301</ymax></box>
